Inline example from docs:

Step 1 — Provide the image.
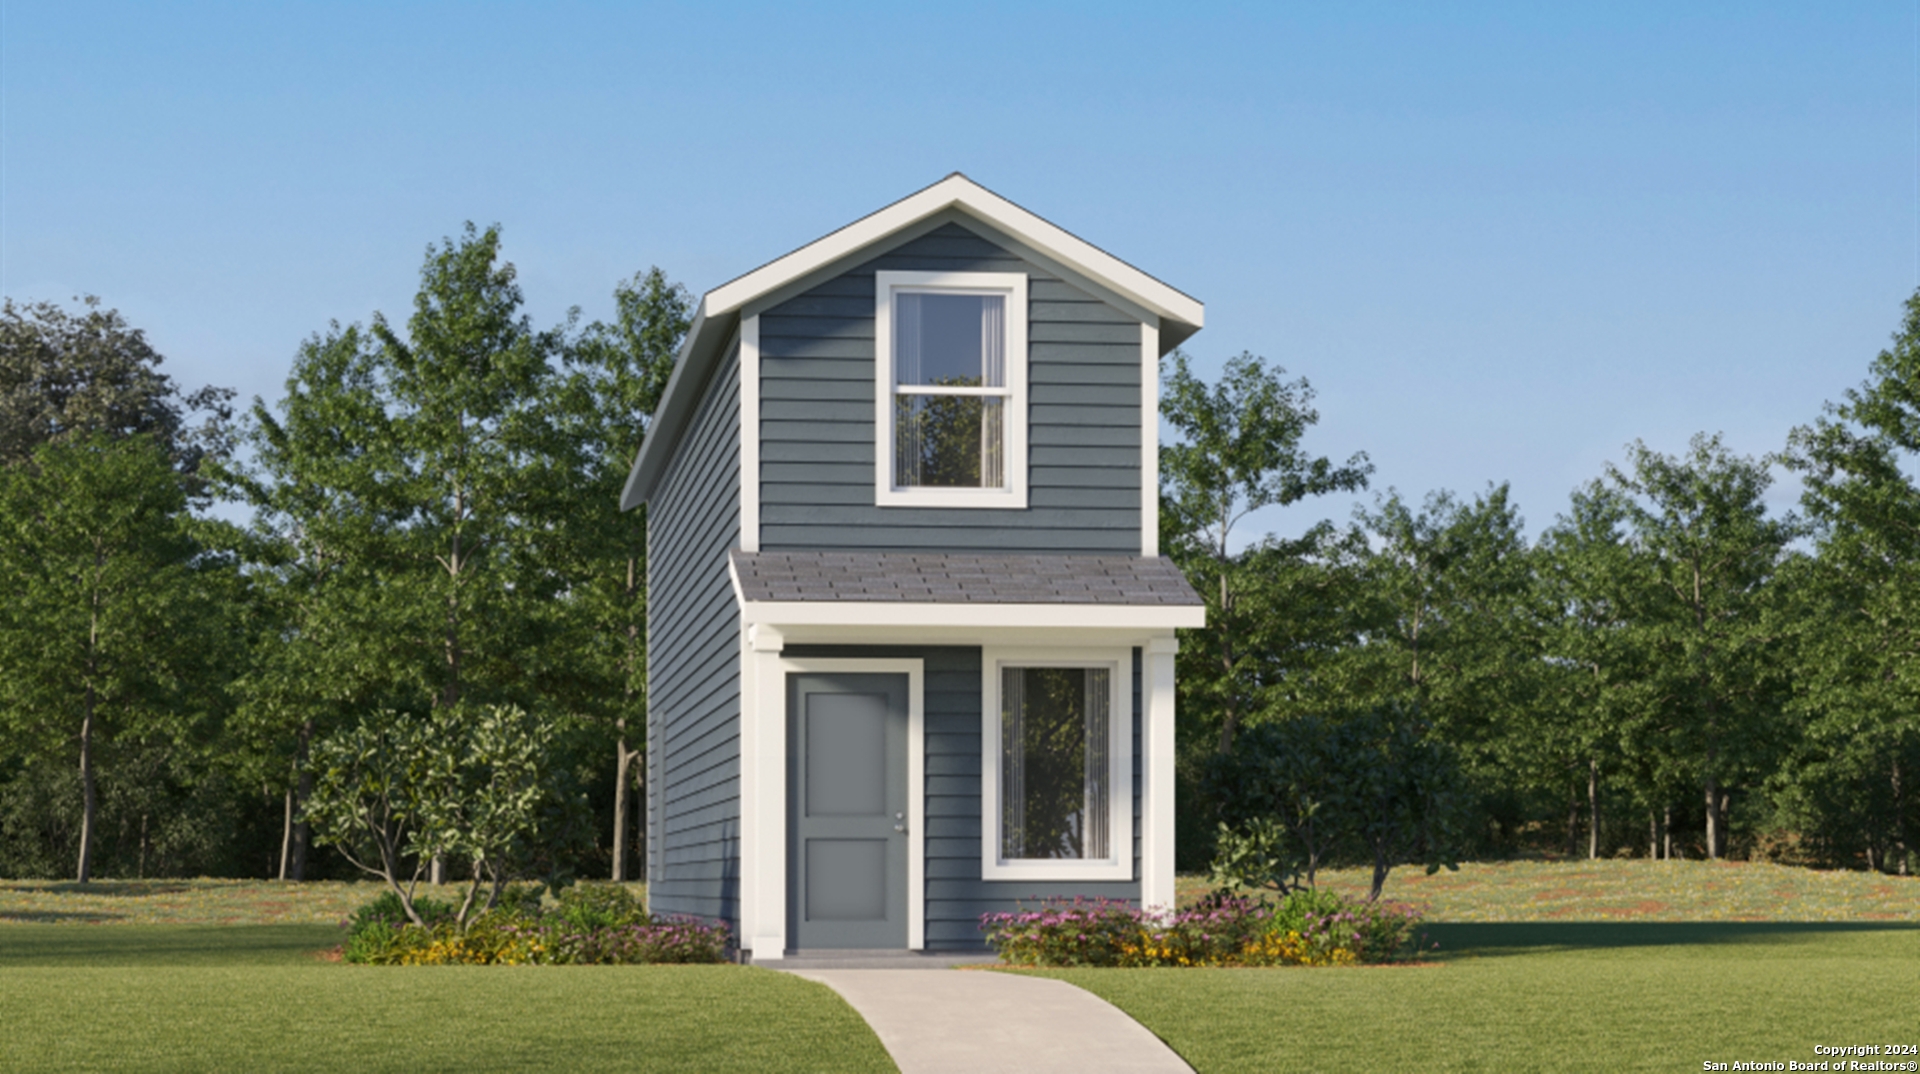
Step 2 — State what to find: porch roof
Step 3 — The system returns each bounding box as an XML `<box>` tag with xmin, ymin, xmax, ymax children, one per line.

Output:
<box><xmin>728</xmin><ymin>550</ymin><xmax>1204</xmax><ymax>607</ymax></box>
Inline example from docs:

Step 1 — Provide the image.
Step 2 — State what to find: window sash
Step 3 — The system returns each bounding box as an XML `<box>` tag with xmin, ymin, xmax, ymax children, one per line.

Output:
<box><xmin>998</xmin><ymin>665</ymin><xmax>1114</xmax><ymax>864</ymax></box>
<box><xmin>874</xmin><ymin>270</ymin><xmax>1028</xmax><ymax>509</ymax></box>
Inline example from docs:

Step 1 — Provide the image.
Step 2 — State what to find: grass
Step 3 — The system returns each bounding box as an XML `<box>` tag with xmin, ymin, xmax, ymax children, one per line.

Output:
<box><xmin>7</xmin><ymin>862</ymin><xmax>1917</xmax><ymax>1073</ymax></box>
<box><xmin>1037</xmin><ymin>920</ymin><xmax>1920</xmax><ymax>1073</ymax></box>
<box><xmin>1176</xmin><ymin>857</ymin><xmax>1920</xmax><ymax>920</ymax></box>
<box><xmin>0</xmin><ymin>878</ymin><xmax>647</xmax><ymax>925</ymax></box>
<box><xmin>0</xmin><ymin>923</ymin><xmax>894</xmax><ymax>1073</ymax></box>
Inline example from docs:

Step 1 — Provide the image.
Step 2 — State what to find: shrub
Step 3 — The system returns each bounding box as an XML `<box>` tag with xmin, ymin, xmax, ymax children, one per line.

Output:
<box><xmin>493</xmin><ymin>882</ymin><xmax>547</xmax><ymax>917</ymax></box>
<box><xmin>977</xmin><ymin>897</ymin><xmax>1143</xmax><ymax>967</ymax></box>
<box><xmin>982</xmin><ymin>889</ymin><xmax>1425</xmax><ymax>968</ymax></box>
<box><xmin>347</xmin><ymin>890</ymin><xmax>455</xmax><ymax>936</ymax></box>
<box><xmin>338</xmin><ymin>890</ymin><xmax>727</xmax><ymax>966</ymax></box>
<box><xmin>1241</xmin><ymin>888</ymin><xmax>1422</xmax><ymax>965</ymax></box>
<box><xmin>556</xmin><ymin>882</ymin><xmax>644</xmax><ymax>929</ymax></box>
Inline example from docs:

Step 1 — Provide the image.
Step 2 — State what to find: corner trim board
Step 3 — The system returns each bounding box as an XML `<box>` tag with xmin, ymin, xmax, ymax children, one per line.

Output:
<box><xmin>1141</xmin><ymin>321</ymin><xmax>1160</xmax><ymax>557</ymax></box>
<box><xmin>739</xmin><ymin>315</ymin><xmax>761</xmax><ymax>553</ymax></box>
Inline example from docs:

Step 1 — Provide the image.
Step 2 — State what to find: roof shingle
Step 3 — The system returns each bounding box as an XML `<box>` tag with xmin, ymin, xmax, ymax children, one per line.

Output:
<box><xmin>730</xmin><ymin>551</ymin><xmax>1204</xmax><ymax>606</ymax></box>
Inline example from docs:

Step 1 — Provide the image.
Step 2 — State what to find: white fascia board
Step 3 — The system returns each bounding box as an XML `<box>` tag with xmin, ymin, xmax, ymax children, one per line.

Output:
<box><xmin>621</xmin><ymin>300</ymin><xmax>716</xmax><ymax>510</ymax></box>
<box><xmin>622</xmin><ymin>311</ymin><xmax>745</xmax><ymax>511</ymax></box>
<box><xmin>705</xmin><ymin>175</ymin><xmax>1204</xmax><ymax>333</ymax></box>
<box><xmin>739</xmin><ymin>601</ymin><xmax>1204</xmax><ymax>631</ymax></box>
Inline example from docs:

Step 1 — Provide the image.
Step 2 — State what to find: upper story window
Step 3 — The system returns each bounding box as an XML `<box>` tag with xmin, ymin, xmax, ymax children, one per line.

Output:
<box><xmin>875</xmin><ymin>271</ymin><xmax>1028</xmax><ymax>508</ymax></box>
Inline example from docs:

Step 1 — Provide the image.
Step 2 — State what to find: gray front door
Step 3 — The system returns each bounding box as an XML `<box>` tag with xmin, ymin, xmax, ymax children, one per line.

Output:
<box><xmin>788</xmin><ymin>672</ymin><xmax>909</xmax><ymax>950</ymax></box>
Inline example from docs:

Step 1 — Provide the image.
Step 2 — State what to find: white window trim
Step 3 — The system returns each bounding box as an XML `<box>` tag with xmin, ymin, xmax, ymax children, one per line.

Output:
<box><xmin>980</xmin><ymin>645</ymin><xmax>1132</xmax><ymax>882</ymax></box>
<box><xmin>874</xmin><ymin>270</ymin><xmax>1029</xmax><ymax>509</ymax></box>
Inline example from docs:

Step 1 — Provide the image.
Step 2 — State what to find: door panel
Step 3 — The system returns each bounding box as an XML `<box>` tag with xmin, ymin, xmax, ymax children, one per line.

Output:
<box><xmin>788</xmin><ymin>673</ymin><xmax>909</xmax><ymax>949</ymax></box>
<box><xmin>805</xmin><ymin>840</ymin><xmax>887</xmax><ymax>920</ymax></box>
<box><xmin>805</xmin><ymin>699</ymin><xmax>887</xmax><ymax>816</ymax></box>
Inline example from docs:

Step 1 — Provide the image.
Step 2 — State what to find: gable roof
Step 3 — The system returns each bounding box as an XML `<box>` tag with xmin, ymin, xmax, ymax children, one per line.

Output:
<box><xmin>620</xmin><ymin>173</ymin><xmax>1205</xmax><ymax>509</ymax></box>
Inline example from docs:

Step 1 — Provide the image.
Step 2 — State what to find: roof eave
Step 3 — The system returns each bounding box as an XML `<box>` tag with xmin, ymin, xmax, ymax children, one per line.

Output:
<box><xmin>619</xmin><ymin>300</ymin><xmax>730</xmax><ymax>510</ymax></box>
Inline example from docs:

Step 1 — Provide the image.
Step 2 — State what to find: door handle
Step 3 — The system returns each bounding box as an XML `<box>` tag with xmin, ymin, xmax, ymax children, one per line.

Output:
<box><xmin>893</xmin><ymin>811</ymin><xmax>907</xmax><ymax>834</ymax></box>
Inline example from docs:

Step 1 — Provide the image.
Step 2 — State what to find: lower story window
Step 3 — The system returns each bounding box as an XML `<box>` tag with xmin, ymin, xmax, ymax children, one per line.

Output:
<box><xmin>983</xmin><ymin>650</ymin><xmax>1130</xmax><ymax>880</ymax></box>
<box><xmin>1002</xmin><ymin>666</ymin><xmax>1109</xmax><ymax>860</ymax></box>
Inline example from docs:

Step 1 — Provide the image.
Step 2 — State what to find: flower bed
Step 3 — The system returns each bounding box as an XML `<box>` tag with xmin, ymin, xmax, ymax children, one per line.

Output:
<box><xmin>341</xmin><ymin>884</ymin><xmax>729</xmax><ymax>965</ymax></box>
<box><xmin>981</xmin><ymin>890</ymin><xmax>1425</xmax><ymax>968</ymax></box>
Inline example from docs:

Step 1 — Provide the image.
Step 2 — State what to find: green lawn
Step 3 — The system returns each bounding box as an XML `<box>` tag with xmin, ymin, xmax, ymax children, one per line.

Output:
<box><xmin>1038</xmin><ymin>920</ymin><xmax>1920</xmax><ymax>1074</ymax></box>
<box><xmin>0</xmin><ymin>878</ymin><xmax>647</xmax><ymax>926</ymax></box>
<box><xmin>1176</xmin><ymin>858</ymin><xmax>1920</xmax><ymax>920</ymax></box>
<box><xmin>6</xmin><ymin>865</ymin><xmax>1917</xmax><ymax>1073</ymax></box>
<box><xmin>0</xmin><ymin>925</ymin><xmax>895</xmax><ymax>1073</ymax></box>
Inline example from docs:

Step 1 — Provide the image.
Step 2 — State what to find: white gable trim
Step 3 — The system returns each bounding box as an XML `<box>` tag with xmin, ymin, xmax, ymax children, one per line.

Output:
<box><xmin>709</xmin><ymin>174</ymin><xmax>1203</xmax><ymax>330</ymax></box>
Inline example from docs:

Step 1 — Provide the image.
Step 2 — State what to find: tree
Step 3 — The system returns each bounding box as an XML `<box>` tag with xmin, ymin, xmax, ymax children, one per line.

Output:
<box><xmin>222</xmin><ymin>226</ymin><xmax>575</xmax><ymax>882</ymax></box>
<box><xmin>0</xmin><ymin>296</ymin><xmax>233</xmax><ymax>487</ymax></box>
<box><xmin>1160</xmin><ymin>350</ymin><xmax>1371</xmax><ymax>755</ymax></box>
<box><xmin>1206</xmin><ymin>714</ymin><xmax>1346</xmax><ymax>891</ymax></box>
<box><xmin>1338</xmin><ymin>486</ymin><xmax>1539</xmax><ymax>744</ymax></box>
<box><xmin>547</xmin><ymin>268</ymin><xmax>690</xmax><ymax>881</ymax></box>
<box><xmin>1341</xmin><ymin>705</ymin><xmax>1468</xmax><ymax>900</ymax></box>
<box><xmin>304</xmin><ymin>703</ymin><xmax>584</xmax><ymax>926</ymax></box>
<box><xmin>1535</xmin><ymin>483</ymin><xmax>1663</xmax><ymax>859</ymax></box>
<box><xmin>1205</xmin><ymin>703</ymin><xmax>1466</xmax><ymax>900</ymax></box>
<box><xmin>0</xmin><ymin>435</ymin><xmax>228</xmax><ymax>881</ymax></box>
<box><xmin>369</xmin><ymin>224</ymin><xmax>571</xmax><ymax>719</ymax></box>
<box><xmin>210</xmin><ymin>321</ymin><xmax>404</xmax><ymax>880</ymax></box>
<box><xmin>1605</xmin><ymin>434</ymin><xmax>1795</xmax><ymax>859</ymax></box>
<box><xmin>1778</xmin><ymin>289</ymin><xmax>1920</xmax><ymax>872</ymax></box>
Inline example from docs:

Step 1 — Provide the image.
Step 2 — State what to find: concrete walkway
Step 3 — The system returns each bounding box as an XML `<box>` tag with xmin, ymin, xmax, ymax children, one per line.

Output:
<box><xmin>786</xmin><ymin>968</ymin><xmax>1193</xmax><ymax>1074</ymax></box>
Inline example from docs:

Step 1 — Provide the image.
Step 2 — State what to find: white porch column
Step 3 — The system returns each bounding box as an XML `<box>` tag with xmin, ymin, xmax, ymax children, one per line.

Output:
<box><xmin>742</xmin><ymin>623</ymin><xmax>786</xmax><ymax>959</ymax></box>
<box><xmin>1141</xmin><ymin>634</ymin><xmax>1179</xmax><ymax>913</ymax></box>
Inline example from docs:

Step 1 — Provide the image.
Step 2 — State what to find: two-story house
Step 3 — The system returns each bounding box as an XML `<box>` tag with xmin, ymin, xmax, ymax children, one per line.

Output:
<box><xmin>620</xmin><ymin>174</ymin><xmax>1205</xmax><ymax>960</ymax></box>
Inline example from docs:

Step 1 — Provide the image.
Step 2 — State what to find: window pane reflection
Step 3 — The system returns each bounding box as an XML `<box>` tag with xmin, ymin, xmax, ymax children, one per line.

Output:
<box><xmin>1001</xmin><ymin>666</ymin><xmax>1111</xmax><ymax>861</ymax></box>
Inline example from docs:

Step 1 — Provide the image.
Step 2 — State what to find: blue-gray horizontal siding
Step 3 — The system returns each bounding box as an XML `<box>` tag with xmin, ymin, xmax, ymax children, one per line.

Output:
<box><xmin>757</xmin><ymin>222</ymin><xmax>1143</xmax><ymax>555</ymax></box>
<box><xmin>783</xmin><ymin>644</ymin><xmax>1141</xmax><ymax>952</ymax></box>
<box><xmin>647</xmin><ymin>344</ymin><xmax>742</xmax><ymax>930</ymax></box>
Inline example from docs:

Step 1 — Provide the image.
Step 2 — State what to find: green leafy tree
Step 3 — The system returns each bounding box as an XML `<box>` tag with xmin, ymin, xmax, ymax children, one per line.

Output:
<box><xmin>211</xmin><ymin>322</ymin><xmax>407</xmax><ymax>879</ymax></box>
<box><xmin>1206</xmin><ymin>704</ymin><xmax>1465</xmax><ymax>900</ymax></box>
<box><xmin>0</xmin><ymin>295</ymin><xmax>234</xmax><ymax>487</ymax></box>
<box><xmin>305</xmin><ymin>703</ymin><xmax>583</xmax><ymax>927</ymax></box>
<box><xmin>0</xmin><ymin>435</ymin><xmax>228</xmax><ymax>881</ymax></box>
<box><xmin>1534</xmin><ymin>483</ymin><xmax>1664</xmax><ymax>858</ymax></box>
<box><xmin>1315</xmin><ymin>486</ymin><xmax>1540</xmax><ymax>865</ymax></box>
<box><xmin>546</xmin><ymin>269</ymin><xmax>690</xmax><ymax>881</ymax></box>
<box><xmin>369</xmin><ymin>224</ymin><xmax>571</xmax><ymax>718</ymax></box>
<box><xmin>1159</xmin><ymin>350</ymin><xmax>1371</xmax><ymax>755</ymax></box>
<box><xmin>1605</xmin><ymin>434</ymin><xmax>1796</xmax><ymax>859</ymax></box>
<box><xmin>1206</xmin><ymin>714</ymin><xmax>1346</xmax><ymax>890</ymax></box>
<box><xmin>222</xmin><ymin>226</ymin><xmax>576</xmax><ymax>881</ymax></box>
<box><xmin>1340</xmin><ymin>704</ymin><xmax>1467</xmax><ymax>900</ymax></box>
<box><xmin>1779</xmin><ymin>290</ymin><xmax>1920</xmax><ymax>872</ymax></box>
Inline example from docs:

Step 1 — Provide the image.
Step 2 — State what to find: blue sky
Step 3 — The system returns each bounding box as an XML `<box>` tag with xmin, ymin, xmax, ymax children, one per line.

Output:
<box><xmin>4</xmin><ymin>2</ymin><xmax>1913</xmax><ymax>540</ymax></box>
